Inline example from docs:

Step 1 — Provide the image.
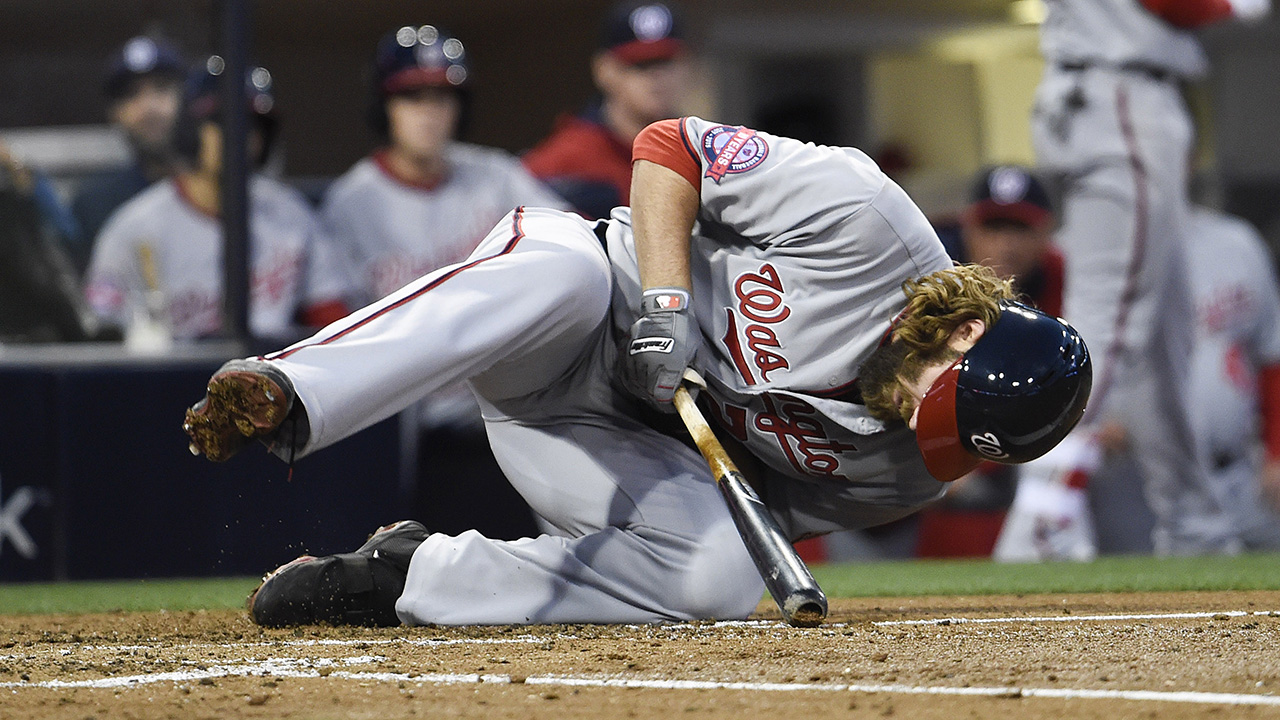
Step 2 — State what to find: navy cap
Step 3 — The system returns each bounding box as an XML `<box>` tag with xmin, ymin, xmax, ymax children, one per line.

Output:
<box><xmin>600</xmin><ymin>3</ymin><xmax>686</xmax><ymax>65</ymax></box>
<box><xmin>185</xmin><ymin>55</ymin><xmax>276</xmax><ymax>121</ymax></box>
<box><xmin>967</xmin><ymin>165</ymin><xmax>1053</xmax><ymax>228</ymax></box>
<box><xmin>374</xmin><ymin>25</ymin><xmax>469</xmax><ymax>96</ymax></box>
<box><xmin>105</xmin><ymin>36</ymin><xmax>186</xmax><ymax>99</ymax></box>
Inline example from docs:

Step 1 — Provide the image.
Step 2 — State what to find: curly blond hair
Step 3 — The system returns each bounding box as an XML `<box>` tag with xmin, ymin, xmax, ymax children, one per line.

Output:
<box><xmin>860</xmin><ymin>264</ymin><xmax>1016</xmax><ymax>423</ymax></box>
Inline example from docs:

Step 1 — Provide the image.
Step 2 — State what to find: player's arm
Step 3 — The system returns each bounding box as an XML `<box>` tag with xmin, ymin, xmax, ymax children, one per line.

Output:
<box><xmin>623</xmin><ymin>119</ymin><xmax>703</xmax><ymax>408</ymax></box>
<box><xmin>1139</xmin><ymin>0</ymin><xmax>1268</xmax><ymax>27</ymax></box>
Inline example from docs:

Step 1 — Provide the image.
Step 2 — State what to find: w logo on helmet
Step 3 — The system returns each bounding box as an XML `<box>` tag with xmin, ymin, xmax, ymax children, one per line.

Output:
<box><xmin>970</xmin><ymin>432</ymin><xmax>1009</xmax><ymax>459</ymax></box>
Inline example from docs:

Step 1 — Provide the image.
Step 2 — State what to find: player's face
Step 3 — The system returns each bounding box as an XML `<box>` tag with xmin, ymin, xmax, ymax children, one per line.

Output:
<box><xmin>964</xmin><ymin>220</ymin><xmax>1049</xmax><ymax>281</ymax></box>
<box><xmin>386</xmin><ymin>86</ymin><xmax>460</xmax><ymax>162</ymax></box>
<box><xmin>111</xmin><ymin>75</ymin><xmax>183</xmax><ymax>157</ymax></box>
<box><xmin>596</xmin><ymin>55</ymin><xmax>688</xmax><ymax>125</ymax></box>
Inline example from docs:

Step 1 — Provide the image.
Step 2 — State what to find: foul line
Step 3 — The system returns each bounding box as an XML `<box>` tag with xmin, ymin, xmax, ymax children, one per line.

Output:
<box><xmin>3</xmin><ymin>660</ymin><xmax>1278</xmax><ymax>707</ymax></box>
<box><xmin>871</xmin><ymin>609</ymin><xmax>1280</xmax><ymax>627</ymax></box>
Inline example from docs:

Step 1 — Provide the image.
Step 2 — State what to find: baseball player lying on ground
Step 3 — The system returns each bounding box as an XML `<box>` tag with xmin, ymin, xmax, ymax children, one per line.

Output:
<box><xmin>184</xmin><ymin>117</ymin><xmax>1092</xmax><ymax>627</ymax></box>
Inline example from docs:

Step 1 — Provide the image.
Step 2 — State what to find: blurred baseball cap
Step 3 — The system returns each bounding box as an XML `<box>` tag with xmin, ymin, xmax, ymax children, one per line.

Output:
<box><xmin>374</xmin><ymin>25</ymin><xmax>469</xmax><ymax>96</ymax></box>
<box><xmin>105</xmin><ymin>35</ymin><xmax>186</xmax><ymax>99</ymax></box>
<box><xmin>966</xmin><ymin>165</ymin><xmax>1053</xmax><ymax>228</ymax></box>
<box><xmin>600</xmin><ymin>2</ymin><xmax>686</xmax><ymax>65</ymax></box>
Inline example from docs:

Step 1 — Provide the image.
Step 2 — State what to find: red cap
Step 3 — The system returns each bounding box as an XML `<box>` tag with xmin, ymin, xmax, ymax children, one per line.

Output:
<box><xmin>913</xmin><ymin>360</ymin><xmax>981</xmax><ymax>482</ymax></box>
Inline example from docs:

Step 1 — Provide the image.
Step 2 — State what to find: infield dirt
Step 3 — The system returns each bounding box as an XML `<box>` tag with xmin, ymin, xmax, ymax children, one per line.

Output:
<box><xmin>3</xmin><ymin>590</ymin><xmax>1279</xmax><ymax>719</ymax></box>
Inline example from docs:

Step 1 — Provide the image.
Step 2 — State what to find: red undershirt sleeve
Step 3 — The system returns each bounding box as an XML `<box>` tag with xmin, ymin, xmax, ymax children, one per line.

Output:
<box><xmin>1261</xmin><ymin>364</ymin><xmax>1280</xmax><ymax>460</ymax></box>
<box><xmin>1139</xmin><ymin>0</ymin><xmax>1233</xmax><ymax>27</ymax></box>
<box><xmin>632</xmin><ymin>119</ymin><xmax>701</xmax><ymax>192</ymax></box>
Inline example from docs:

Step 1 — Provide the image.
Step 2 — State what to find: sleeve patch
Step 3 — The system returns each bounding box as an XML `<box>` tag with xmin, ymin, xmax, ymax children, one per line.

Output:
<box><xmin>700</xmin><ymin>125</ymin><xmax>769</xmax><ymax>183</ymax></box>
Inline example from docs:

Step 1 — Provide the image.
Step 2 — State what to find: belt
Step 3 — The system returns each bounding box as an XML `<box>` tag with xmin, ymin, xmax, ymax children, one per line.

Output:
<box><xmin>592</xmin><ymin>218</ymin><xmax>610</xmax><ymax>250</ymax></box>
<box><xmin>1057</xmin><ymin>60</ymin><xmax>1175</xmax><ymax>83</ymax></box>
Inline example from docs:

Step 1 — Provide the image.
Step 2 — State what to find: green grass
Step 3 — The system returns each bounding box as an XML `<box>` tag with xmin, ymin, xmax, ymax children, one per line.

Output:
<box><xmin>0</xmin><ymin>577</ymin><xmax>259</xmax><ymax>615</ymax></box>
<box><xmin>810</xmin><ymin>552</ymin><xmax>1280</xmax><ymax>598</ymax></box>
<box><xmin>1</xmin><ymin>553</ymin><xmax>1278</xmax><ymax>615</ymax></box>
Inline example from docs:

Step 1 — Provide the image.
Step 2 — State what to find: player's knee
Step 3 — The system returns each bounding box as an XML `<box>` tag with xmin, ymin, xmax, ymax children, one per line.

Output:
<box><xmin>673</xmin><ymin>520</ymin><xmax>764</xmax><ymax>621</ymax></box>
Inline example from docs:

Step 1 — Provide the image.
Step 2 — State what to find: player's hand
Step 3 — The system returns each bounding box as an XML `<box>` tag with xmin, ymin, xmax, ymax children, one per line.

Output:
<box><xmin>624</xmin><ymin>287</ymin><xmax>699</xmax><ymax>410</ymax></box>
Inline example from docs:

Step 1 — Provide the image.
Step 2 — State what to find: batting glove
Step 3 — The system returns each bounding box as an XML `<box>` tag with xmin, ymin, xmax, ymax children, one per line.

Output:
<box><xmin>624</xmin><ymin>287</ymin><xmax>700</xmax><ymax>409</ymax></box>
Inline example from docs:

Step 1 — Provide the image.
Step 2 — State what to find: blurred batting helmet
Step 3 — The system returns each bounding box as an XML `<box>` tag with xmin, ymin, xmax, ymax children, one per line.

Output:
<box><xmin>914</xmin><ymin>301</ymin><xmax>1092</xmax><ymax>482</ymax></box>
<box><xmin>367</xmin><ymin>25</ymin><xmax>471</xmax><ymax>137</ymax></box>
<box><xmin>174</xmin><ymin>55</ymin><xmax>278</xmax><ymax>167</ymax></box>
<box><xmin>104</xmin><ymin>35</ymin><xmax>186</xmax><ymax>100</ymax></box>
<box><xmin>374</xmin><ymin>25</ymin><xmax>469</xmax><ymax>95</ymax></box>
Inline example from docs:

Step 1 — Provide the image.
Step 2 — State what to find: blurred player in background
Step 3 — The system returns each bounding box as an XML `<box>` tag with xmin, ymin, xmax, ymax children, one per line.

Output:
<box><xmin>1031</xmin><ymin>0</ymin><xmax>1269</xmax><ymax>555</ymax></box>
<box><xmin>1185</xmin><ymin>202</ymin><xmax>1280</xmax><ymax>549</ymax></box>
<box><xmin>317</xmin><ymin>25</ymin><xmax>567</xmax><ymax>539</ymax></box>
<box><xmin>70</xmin><ymin>35</ymin><xmax>186</xmax><ymax>275</ymax></box>
<box><xmin>522</xmin><ymin>2</ymin><xmax>690</xmax><ymax>219</ymax></box>
<box><xmin>83</xmin><ymin>57</ymin><xmax>350</xmax><ymax>345</ymax></box>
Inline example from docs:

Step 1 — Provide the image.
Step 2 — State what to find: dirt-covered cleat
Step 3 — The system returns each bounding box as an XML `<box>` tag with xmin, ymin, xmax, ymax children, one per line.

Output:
<box><xmin>247</xmin><ymin>521</ymin><xmax>429</xmax><ymax>627</ymax></box>
<box><xmin>183</xmin><ymin>359</ymin><xmax>295</xmax><ymax>462</ymax></box>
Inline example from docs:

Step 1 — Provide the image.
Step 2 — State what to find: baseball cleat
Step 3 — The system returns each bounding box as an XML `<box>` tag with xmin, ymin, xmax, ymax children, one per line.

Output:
<box><xmin>247</xmin><ymin>520</ymin><xmax>429</xmax><ymax>627</ymax></box>
<box><xmin>183</xmin><ymin>359</ymin><xmax>294</xmax><ymax>462</ymax></box>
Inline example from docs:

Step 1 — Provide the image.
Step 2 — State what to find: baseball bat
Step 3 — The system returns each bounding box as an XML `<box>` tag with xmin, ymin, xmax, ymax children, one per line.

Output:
<box><xmin>672</xmin><ymin>379</ymin><xmax>828</xmax><ymax>628</ymax></box>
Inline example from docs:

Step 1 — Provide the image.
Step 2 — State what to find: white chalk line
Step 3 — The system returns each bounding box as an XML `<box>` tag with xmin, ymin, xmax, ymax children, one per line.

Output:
<box><xmin>4</xmin><ymin>658</ymin><xmax>1278</xmax><ymax>707</ymax></box>
<box><xmin>870</xmin><ymin>609</ymin><xmax>1280</xmax><ymax>627</ymax></box>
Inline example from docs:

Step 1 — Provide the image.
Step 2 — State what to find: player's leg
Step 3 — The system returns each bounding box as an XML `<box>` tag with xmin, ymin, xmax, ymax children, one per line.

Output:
<box><xmin>395</xmin><ymin>415</ymin><xmax>764</xmax><ymax>625</ymax></box>
<box><xmin>199</xmin><ymin>207</ymin><xmax>613</xmax><ymax>460</ymax></box>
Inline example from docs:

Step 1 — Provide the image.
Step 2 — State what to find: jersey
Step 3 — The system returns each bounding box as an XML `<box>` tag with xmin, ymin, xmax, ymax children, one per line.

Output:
<box><xmin>1186</xmin><ymin>206</ymin><xmax>1280</xmax><ymax>462</ymax></box>
<box><xmin>522</xmin><ymin>105</ymin><xmax>634</xmax><ymax>220</ymax></box>
<box><xmin>1039</xmin><ymin>0</ymin><xmax>1209</xmax><ymax>77</ymax></box>
<box><xmin>84</xmin><ymin>174</ymin><xmax>348</xmax><ymax>340</ymax></box>
<box><xmin>321</xmin><ymin>143</ymin><xmax>568</xmax><ymax>305</ymax></box>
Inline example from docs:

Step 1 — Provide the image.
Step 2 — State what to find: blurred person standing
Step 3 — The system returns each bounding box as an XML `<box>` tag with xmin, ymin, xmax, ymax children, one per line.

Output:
<box><xmin>317</xmin><ymin>25</ymin><xmax>566</xmax><ymax>539</ymax></box>
<box><xmin>83</xmin><ymin>58</ymin><xmax>350</xmax><ymax>346</ymax></box>
<box><xmin>1031</xmin><ymin>0</ymin><xmax>1269</xmax><ymax>555</ymax></box>
<box><xmin>522</xmin><ymin>2</ymin><xmax>689</xmax><ymax>219</ymax></box>
<box><xmin>1184</xmin><ymin>204</ymin><xmax>1280</xmax><ymax>550</ymax></box>
<box><xmin>70</xmin><ymin>36</ymin><xmax>187</xmax><ymax>274</ymax></box>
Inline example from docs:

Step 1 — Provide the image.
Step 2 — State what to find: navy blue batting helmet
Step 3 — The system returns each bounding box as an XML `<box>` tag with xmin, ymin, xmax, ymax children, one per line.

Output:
<box><xmin>914</xmin><ymin>301</ymin><xmax>1092</xmax><ymax>482</ymax></box>
<box><xmin>374</xmin><ymin>25</ymin><xmax>469</xmax><ymax>96</ymax></box>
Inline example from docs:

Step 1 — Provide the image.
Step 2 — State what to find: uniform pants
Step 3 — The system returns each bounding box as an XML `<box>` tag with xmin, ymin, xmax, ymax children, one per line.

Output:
<box><xmin>268</xmin><ymin>207</ymin><xmax>763</xmax><ymax>624</ymax></box>
<box><xmin>1032</xmin><ymin>65</ymin><xmax>1231</xmax><ymax>554</ymax></box>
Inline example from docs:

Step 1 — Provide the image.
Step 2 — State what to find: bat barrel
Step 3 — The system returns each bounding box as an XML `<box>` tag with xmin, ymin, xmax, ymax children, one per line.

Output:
<box><xmin>717</xmin><ymin>470</ymin><xmax>829</xmax><ymax>627</ymax></box>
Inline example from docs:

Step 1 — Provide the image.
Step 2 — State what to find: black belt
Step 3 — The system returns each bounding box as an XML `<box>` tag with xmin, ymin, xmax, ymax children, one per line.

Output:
<box><xmin>592</xmin><ymin>219</ymin><xmax>610</xmax><ymax>251</ymax></box>
<box><xmin>1057</xmin><ymin>60</ymin><xmax>1175</xmax><ymax>83</ymax></box>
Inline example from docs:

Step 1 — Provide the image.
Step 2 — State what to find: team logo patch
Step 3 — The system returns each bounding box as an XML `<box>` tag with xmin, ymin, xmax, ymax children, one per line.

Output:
<box><xmin>701</xmin><ymin>125</ymin><xmax>768</xmax><ymax>183</ymax></box>
<box><xmin>970</xmin><ymin>431</ymin><xmax>1009</xmax><ymax>459</ymax></box>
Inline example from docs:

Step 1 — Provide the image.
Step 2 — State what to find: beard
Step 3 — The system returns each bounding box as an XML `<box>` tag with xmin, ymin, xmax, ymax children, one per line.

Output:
<box><xmin>857</xmin><ymin>341</ymin><xmax>961</xmax><ymax>425</ymax></box>
<box><xmin>857</xmin><ymin>340</ymin><xmax>912</xmax><ymax>424</ymax></box>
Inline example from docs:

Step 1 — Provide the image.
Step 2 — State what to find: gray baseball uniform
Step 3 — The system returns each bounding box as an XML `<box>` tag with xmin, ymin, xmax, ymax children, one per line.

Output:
<box><xmin>1032</xmin><ymin>0</ymin><xmax>1225</xmax><ymax>554</ymax></box>
<box><xmin>258</xmin><ymin>117</ymin><xmax>951</xmax><ymax>624</ymax></box>
<box><xmin>1185</xmin><ymin>206</ymin><xmax>1280</xmax><ymax>550</ymax></box>
<box><xmin>85</xmin><ymin>175</ymin><xmax>348</xmax><ymax>340</ymax></box>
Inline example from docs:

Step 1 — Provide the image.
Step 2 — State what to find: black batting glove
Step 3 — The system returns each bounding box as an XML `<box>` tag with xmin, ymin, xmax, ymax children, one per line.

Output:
<box><xmin>624</xmin><ymin>287</ymin><xmax>699</xmax><ymax>409</ymax></box>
